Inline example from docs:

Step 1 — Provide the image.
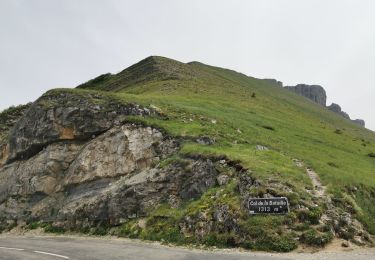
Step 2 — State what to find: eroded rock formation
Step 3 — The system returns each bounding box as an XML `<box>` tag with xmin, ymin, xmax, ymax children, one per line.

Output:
<box><xmin>0</xmin><ymin>90</ymin><xmax>228</xmax><ymax>232</ymax></box>
<box><xmin>285</xmin><ymin>85</ymin><xmax>365</xmax><ymax>127</ymax></box>
<box><xmin>285</xmin><ymin>84</ymin><xmax>327</xmax><ymax>106</ymax></box>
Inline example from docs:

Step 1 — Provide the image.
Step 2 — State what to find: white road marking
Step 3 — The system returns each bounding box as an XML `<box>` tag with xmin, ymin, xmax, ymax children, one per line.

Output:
<box><xmin>34</xmin><ymin>250</ymin><xmax>70</xmax><ymax>259</ymax></box>
<box><xmin>0</xmin><ymin>246</ymin><xmax>25</xmax><ymax>251</ymax></box>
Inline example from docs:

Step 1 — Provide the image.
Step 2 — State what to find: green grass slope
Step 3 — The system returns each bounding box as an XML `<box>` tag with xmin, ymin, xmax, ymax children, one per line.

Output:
<box><xmin>33</xmin><ymin>56</ymin><xmax>375</xmax><ymax>249</ymax></box>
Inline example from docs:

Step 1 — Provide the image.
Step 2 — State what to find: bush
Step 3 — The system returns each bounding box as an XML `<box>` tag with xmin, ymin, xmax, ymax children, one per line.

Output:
<box><xmin>44</xmin><ymin>224</ymin><xmax>65</xmax><ymax>234</ymax></box>
<box><xmin>301</xmin><ymin>229</ymin><xmax>333</xmax><ymax>246</ymax></box>
<box><xmin>297</xmin><ymin>207</ymin><xmax>322</xmax><ymax>225</ymax></box>
<box><xmin>271</xmin><ymin>234</ymin><xmax>298</xmax><ymax>252</ymax></box>
<box><xmin>334</xmin><ymin>129</ymin><xmax>343</xmax><ymax>134</ymax></box>
<box><xmin>327</xmin><ymin>162</ymin><xmax>339</xmax><ymax>168</ymax></box>
<box><xmin>202</xmin><ymin>233</ymin><xmax>237</xmax><ymax>248</ymax></box>
<box><xmin>262</xmin><ymin>125</ymin><xmax>275</xmax><ymax>131</ymax></box>
<box><xmin>368</xmin><ymin>153</ymin><xmax>375</xmax><ymax>158</ymax></box>
<box><xmin>92</xmin><ymin>226</ymin><xmax>108</xmax><ymax>236</ymax></box>
<box><xmin>26</xmin><ymin>222</ymin><xmax>41</xmax><ymax>230</ymax></box>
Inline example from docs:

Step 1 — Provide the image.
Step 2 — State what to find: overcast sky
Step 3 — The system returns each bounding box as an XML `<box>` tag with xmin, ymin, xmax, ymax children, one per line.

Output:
<box><xmin>0</xmin><ymin>0</ymin><xmax>374</xmax><ymax>130</ymax></box>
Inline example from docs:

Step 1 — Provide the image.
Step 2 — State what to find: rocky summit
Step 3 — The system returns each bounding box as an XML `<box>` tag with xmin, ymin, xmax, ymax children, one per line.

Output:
<box><xmin>286</xmin><ymin>85</ymin><xmax>366</xmax><ymax>127</ymax></box>
<box><xmin>285</xmin><ymin>84</ymin><xmax>327</xmax><ymax>106</ymax></box>
<box><xmin>0</xmin><ymin>56</ymin><xmax>374</xmax><ymax>252</ymax></box>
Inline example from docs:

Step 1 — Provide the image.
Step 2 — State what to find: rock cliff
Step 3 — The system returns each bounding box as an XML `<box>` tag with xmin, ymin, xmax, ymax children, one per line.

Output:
<box><xmin>327</xmin><ymin>103</ymin><xmax>351</xmax><ymax>119</ymax></box>
<box><xmin>285</xmin><ymin>84</ymin><xmax>327</xmax><ymax>106</ymax></box>
<box><xmin>285</xmin><ymin>85</ymin><xmax>365</xmax><ymax>127</ymax></box>
<box><xmin>0</xmin><ymin>90</ymin><xmax>225</xmax><ymax>230</ymax></box>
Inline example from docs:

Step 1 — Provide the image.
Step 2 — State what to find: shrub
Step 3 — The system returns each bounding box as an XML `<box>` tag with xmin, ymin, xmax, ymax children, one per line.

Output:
<box><xmin>44</xmin><ymin>224</ymin><xmax>65</xmax><ymax>234</ymax></box>
<box><xmin>202</xmin><ymin>233</ymin><xmax>237</xmax><ymax>248</ymax></box>
<box><xmin>334</xmin><ymin>129</ymin><xmax>343</xmax><ymax>134</ymax></box>
<box><xmin>327</xmin><ymin>162</ymin><xmax>339</xmax><ymax>168</ymax></box>
<box><xmin>262</xmin><ymin>125</ymin><xmax>275</xmax><ymax>131</ymax></box>
<box><xmin>301</xmin><ymin>229</ymin><xmax>333</xmax><ymax>246</ymax></box>
<box><xmin>92</xmin><ymin>226</ymin><xmax>108</xmax><ymax>236</ymax></box>
<box><xmin>26</xmin><ymin>222</ymin><xmax>40</xmax><ymax>230</ymax></box>
<box><xmin>117</xmin><ymin>220</ymin><xmax>141</xmax><ymax>239</ymax></box>
<box><xmin>297</xmin><ymin>207</ymin><xmax>322</xmax><ymax>225</ymax></box>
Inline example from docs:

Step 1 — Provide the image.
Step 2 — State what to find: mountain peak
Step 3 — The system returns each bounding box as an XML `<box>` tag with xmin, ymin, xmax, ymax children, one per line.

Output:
<box><xmin>77</xmin><ymin>56</ymin><xmax>195</xmax><ymax>92</ymax></box>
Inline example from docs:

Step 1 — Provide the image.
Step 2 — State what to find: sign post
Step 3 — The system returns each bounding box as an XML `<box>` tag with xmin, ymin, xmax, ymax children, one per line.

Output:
<box><xmin>248</xmin><ymin>197</ymin><xmax>289</xmax><ymax>215</ymax></box>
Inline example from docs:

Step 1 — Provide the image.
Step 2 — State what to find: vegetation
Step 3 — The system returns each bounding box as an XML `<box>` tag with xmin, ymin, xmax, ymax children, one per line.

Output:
<box><xmin>2</xmin><ymin>56</ymin><xmax>375</xmax><ymax>251</ymax></box>
<box><xmin>300</xmin><ymin>228</ymin><xmax>333</xmax><ymax>247</ymax></box>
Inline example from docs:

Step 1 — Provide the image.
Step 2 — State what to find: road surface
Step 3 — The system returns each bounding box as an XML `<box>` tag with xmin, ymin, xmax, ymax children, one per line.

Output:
<box><xmin>0</xmin><ymin>235</ymin><xmax>374</xmax><ymax>260</ymax></box>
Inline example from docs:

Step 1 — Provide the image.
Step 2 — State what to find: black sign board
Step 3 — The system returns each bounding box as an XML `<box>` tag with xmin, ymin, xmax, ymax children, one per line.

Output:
<box><xmin>248</xmin><ymin>197</ymin><xmax>289</xmax><ymax>215</ymax></box>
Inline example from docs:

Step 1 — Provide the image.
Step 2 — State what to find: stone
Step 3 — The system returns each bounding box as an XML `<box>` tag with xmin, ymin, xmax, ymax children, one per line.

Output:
<box><xmin>213</xmin><ymin>205</ymin><xmax>229</xmax><ymax>222</ymax></box>
<box><xmin>341</xmin><ymin>241</ymin><xmax>350</xmax><ymax>247</ymax></box>
<box><xmin>217</xmin><ymin>174</ymin><xmax>229</xmax><ymax>186</ymax></box>
<box><xmin>196</xmin><ymin>136</ymin><xmax>215</xmax><ymax>145</ymax></box>
<box><xmin>256</xmin><ymin>145</ymin><xmax>269</xmax><ymax>151</ymax></box>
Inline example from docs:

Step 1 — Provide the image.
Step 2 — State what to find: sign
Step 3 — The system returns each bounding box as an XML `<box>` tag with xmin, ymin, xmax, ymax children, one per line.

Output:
<box><xmin>248</xmin><ymin>197</ymin><xmax>289</xmax><ymax>215</ymax></box>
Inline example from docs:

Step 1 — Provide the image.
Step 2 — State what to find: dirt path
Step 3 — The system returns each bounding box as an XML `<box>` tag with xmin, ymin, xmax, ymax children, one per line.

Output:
<box><xmin>306</xmin><ymin>167</ymin><xmax>327</xmax><ymax>198</ymax></box>
<box><xmin>293</xmin><ymin>159</ymin><xmax>327</xmax><ymax>199</ymax></box>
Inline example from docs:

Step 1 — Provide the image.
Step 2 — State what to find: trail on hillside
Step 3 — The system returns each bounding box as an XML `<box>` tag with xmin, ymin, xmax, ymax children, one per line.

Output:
<box><xmin>306</xmin><ymin>168</ymin><xmax>327</xmax><ymax>198</ymax></box>
<box><xmin>293</xmin><ymin>159</ymin><xmax>327</xmax><ymax>199</ymax></box>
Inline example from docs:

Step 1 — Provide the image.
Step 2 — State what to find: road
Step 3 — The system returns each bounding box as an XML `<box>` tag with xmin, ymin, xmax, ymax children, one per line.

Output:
<box><xmin>0</xmin><ymin>235</ymin><xmax>374</xmax><ymax>260</ymax></box>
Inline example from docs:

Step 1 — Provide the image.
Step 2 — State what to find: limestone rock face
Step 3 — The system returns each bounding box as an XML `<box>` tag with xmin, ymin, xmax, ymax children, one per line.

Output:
<box><xmin>6</xmin><ymin>91</ymin><xmax>153</xmax><ymax>164</ymax></box>
<box><xmin>285</xmin><ymin>85</ymin><xmax>365</xmax><ymax>127</ymax></box>
<box><xmin>0</xmin><ymin>104</ymin><xmax>31</xmax><ymax>167</ymax></box>
<box><xmin>63</xmin><ymin>125</ymin><xmax>176</xmax><ymax>186</ymax></box>
<box><xmin>285</xmin><ymin>84</ymin><xmax>327</xmax><ymax>106</ymax></box>
<box><xmin>0</xmin><ymin>90</ymin><xmax>228</xmax><ymax>230</ymax></box>
<box><xmin>352</xmin><ymin>119</ymin><xmax>365</xmax><ymax>127</ymax></box>
<box><xmin>327</xmin><ymin>103</ymin><xmax>366</xmax><ymax>127</ymax></box>
<box><xmin>263</xmin><ymin>79</ymin><xmax>283</xmax><ymax>87</ymax></box>
<box><xmin>327</xmin><ymin>103</ymin><xmax>350</xmax><ymax>119</ymax></box>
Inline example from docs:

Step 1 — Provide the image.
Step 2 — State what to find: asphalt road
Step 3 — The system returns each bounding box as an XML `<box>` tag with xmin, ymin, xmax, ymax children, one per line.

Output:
<box><xmin>0</xmin><ymin>235</ymin><xmax>374</xmax><ymax>260</ymax></box>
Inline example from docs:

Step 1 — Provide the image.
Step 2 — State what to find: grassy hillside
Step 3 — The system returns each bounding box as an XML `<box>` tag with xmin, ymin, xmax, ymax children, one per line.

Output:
<box><xmin>30</xmin><ymin>56</ymin><xmax>375</xmax><ymax>249</ymax></box>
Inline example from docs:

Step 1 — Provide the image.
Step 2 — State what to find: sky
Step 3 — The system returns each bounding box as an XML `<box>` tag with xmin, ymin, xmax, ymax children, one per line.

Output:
<box><xmin>0</xmin><ymin>0</ymin><xmax>374</xmax><ymax>130</ymax></box>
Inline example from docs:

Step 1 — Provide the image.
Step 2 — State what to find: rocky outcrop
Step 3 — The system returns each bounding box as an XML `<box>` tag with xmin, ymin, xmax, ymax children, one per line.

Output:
<box><xmin>263</xmin><ymin>79</ymin><xmax>283</xmax><ymax>87</ymax></box>
<box><xmin>285</xmin><ymin>85</ymin><xmax>365</xmax><ymax>127</ymax></box>
<box><xmin>327</xmin><ymin>103</ymin><xmax>366</xmax><ymax>127</ymax></box>
<box><xmin>0</xmin><ymin>89</ymin><xmax>228</xmax><ymax>231</ymax></box>
<box><xmin>285</xmin><ymin>84</ymin><xmax>327</xmax><ymax>106</ymax></box>
<box><xmin>0</xmin><ymin>104</ymin><xmax>31</xmax><ymax>167</ymax></box>
<box><xmin>5</xmin><ymin>91</ymin><xmax>154</xmax><ymax>164</ymax></box>
<box><xmin>327</xmin><ymin>103</ymin><xmax>350</xmax><ymax>119</ymax></box>
<box><xmin>352</xmin><ymin>119</ymin><xmax>365</xmax><ymax>127</ymax></box>
<box><xmin>0</xmin><ymin>120</ymin><xmax>220</xmax><ymax>230</ymax></box>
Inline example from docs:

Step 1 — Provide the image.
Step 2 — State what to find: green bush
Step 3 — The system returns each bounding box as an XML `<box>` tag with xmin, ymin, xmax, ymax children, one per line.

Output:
<box><xmin>44</xmin><ymin>224</ymin><xmax>66</xmax><ymax>234</ymax></box>
<box><xmin>202</xmin><ymin>233</ymin><xmax>237</xmax><ymax>248</ymax></box>
<box><xmin>26</xmin><ymin>222</ymin><xmax>40</xmax><ymax>230</ymax></box>
<box><xmin>301</xmin><ymin>229</ymin><xmax>333</xmax><ymax>246</ymax></box>
<box><xmin>262</xmin><ymin>125</ymin><xmax>275</xmax><ymax>131</ymax></box>
<box><xmin>297</xmin><ymin>207</ymin><xmax>322</xmax><ymax>225</ymax></box>
<box><xmin>92</xmin><ymin>226</ymin><xmax>108</xmax><ymax>236</ymax></box>
<box><xmin>334</xmin><ymin>129</ymin><xmax>343</xmax><ymax>134</ymax></box>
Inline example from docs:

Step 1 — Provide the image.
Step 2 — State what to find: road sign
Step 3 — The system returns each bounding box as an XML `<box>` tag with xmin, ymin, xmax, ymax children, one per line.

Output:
<box><xmin>248</xmin><ymin>197</ymin><xmax>289</xmax><ymax>215</ymax></box>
